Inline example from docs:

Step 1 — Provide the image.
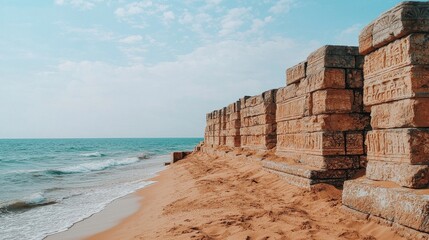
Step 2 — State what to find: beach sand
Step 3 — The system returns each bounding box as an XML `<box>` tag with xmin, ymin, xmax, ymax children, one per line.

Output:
<box><xmin>82</xmin><ymin>150</ymin><xmax>406</xmax><ymax>240</ymax></box>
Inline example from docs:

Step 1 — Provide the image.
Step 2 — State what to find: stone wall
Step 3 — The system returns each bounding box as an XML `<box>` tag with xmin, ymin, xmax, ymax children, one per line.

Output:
<box><xmin>342</xmin><ymin>1</ymin><xmax>429</xmax><ymax>236</ymax></box>
<box><xmin>202</xmin><ymin>1</ymin><xmax>429</xmax><ymax>236</ymax></box>
<box><xmin>265</xmin><ymin>45</ymin><xmax>370</xmax><ymax>187</ymax></box>
<box><xmin>240</xmin><ymin>90</ymin><xmax>277</xmax><ymax>150</ymax></box>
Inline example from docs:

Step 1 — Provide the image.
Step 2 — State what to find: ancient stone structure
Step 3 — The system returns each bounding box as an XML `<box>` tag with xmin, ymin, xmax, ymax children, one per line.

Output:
<box><xmin>342</xmin><ymin>1</ymin><xmax>429</xmax><ymax>236</ymax></box>
<box><xmin>201</xmin><ymin>1</ymin><xmax>429</xmax><ymax>236</ymax></box>
<box><xmin>263</xmin><ymin>45</ymin><xmax>370</xmax><ymax>188</ymax></box>
<box><xmin>240</xmin><ymin>90</ymin><xmax>277</xmax><ymax>150</ymax></box>
<box><xmin>224</xmin><ymin>101</ymin><xmax>241</xmax><ymax>147</ymax></box>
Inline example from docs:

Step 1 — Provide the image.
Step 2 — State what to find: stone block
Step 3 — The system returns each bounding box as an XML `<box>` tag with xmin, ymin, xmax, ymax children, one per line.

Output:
<box><xmin>277</xmin><ymin>132</ymin><xmax>345</xmax><ymax>156</ymax></box>
<box><xmin>366</xmin><ymin>161</ymin><xmax>429</xmax><ymax>188</ymax></box>
<box><xmin>371</xmin><ymin>98</ymin><xmax>429</xmax><ymax>129</ymax></box>
<box><xmin>346</xmin><ymin>132</ymin><xmax>365</xmax><ymax>155</ymax></box>
<box><xmin>171</xmin><ymin>151</ymin><xmax>192</xmax><ymax>163</ymax></box>
<box><xmin>364</xmin><ymin>65</ymin><xmax>429</xmax><ymax>106</ymax></box>
<box><xmin>262</xmin><ymin>160</ymin><xmax>349</xmax><ymax>179</ymax></box>
<box><xmin>366</xmin><ymin>128</ymin><xmax>429</xmax><ymax>164</ymax></box>
<box><xmin>241</xmin><ymin>135</ymin><xmax>276</xmax><ymax>150</ymax></box>
<box><xmin>306</xmin><ymin>45</ymin><xmax>358</xmax><ymax>73</ymax></box>
<box><xmin>364</xmin><ymin>34</ymin><xmax>429</xmax><ymax>78</ymax></box>
<box><xmin>312</xmin><ymin>89</ymin><xmax>354</xmax><ymax>115</ymax></box>
<box><xmin>342</xmin><ymin>178</ymin><xmax>429</xmax><ymax>233</ymax></box>
<box><xmin>241</xmin><ymin>114</ymin><xmax>276</xmax><ymax>127</ymax></box>
<box><xmin>277</xmin><ymin>114</ymin><xmax>370</xmax><ymax>134</ymax></box>
<box><xmin>286</xmin><ymin>61</ymin><xmax>307</xmax><ymax>85</ymax></box>
<box><xmin>225</xmin><ymin>136</ymin><xmax>241</xmax><ymax>148</ymax></box>
<box><xmin>240</xmin><ymin>123</ymin><xmax>276</xmax><ymax>136</ymax></box>
<box><xmin>346</xmin><ymin>69</ymin><xmax>364</xmax><ymax>89</ymax></box>
<box><xmin>359</xmin><ymin>1</ymin><xmax>429</xmax><ymax>54</ymax></box>
<box><xmin>241</xmin><ymin>103</ymin><xmax>276</xmax><ymax>118</ymax></box>
<box><xmin>276</xmin><ymin>94</ymin><xmax>312</xmax><ymax>121</ymax></box>
<box><xmin>274</xmin><ymin>152</ymin><xmax>361</xmax><ymax>170</ymax></box>
<box><xmin>302</xmin><ymin>68</ymin><xmax>346</xmax><ymax>93</ymax></box>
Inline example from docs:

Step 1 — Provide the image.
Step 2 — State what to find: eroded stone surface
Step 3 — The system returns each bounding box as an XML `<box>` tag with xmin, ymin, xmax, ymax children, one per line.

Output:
<box><xmin>359</xmin><ymin>1</ymin><xmax>429</xmax><ymax>54</ymax></box>
<box><xmin>366</xmin><ymin>161</ymin><xmax>429</xmax><ymax>188</ymax></box>
<box><xmin>364</xmin><ymin>65</ymin><xmax>429</xmax><ymax>106</ymax></box>
<box><xmin>366</xmin><ymin>128</ymin><xmax>429</xmax><ymax>164</ymax></box>
<box><xmin>371</xmin><ymin>98</ymin><xmax>429</xmax><ymax>129</ymax></box>
<box><xmin>342</xmin><ymin>179</ymin><xmax>429</xmax><ymax>233</ymax></box>
<box><xmin>286</xmin><ymin>61</ymin><xmax>306</xmax><ymax>85</ymax></box>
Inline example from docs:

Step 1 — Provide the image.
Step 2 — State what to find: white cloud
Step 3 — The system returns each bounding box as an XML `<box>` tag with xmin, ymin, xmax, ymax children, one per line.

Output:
<box><xmin>65</xmin><ymin>26</ymin><xmax>116</xmax><ymax>41</ymax></box>
<box><xmin>269</xmin><ymin>0</ymin><xmax>296</xmax><ymax>14</ymax></box>
<box><xmin>249</xmin><ymin>16</ymin><xmax>273</xmax><ymax>33</ymax></box>
<box><xmin>119</xmin><ymin>35</ymin><xmax>143</xmax><ymax>44</ymax></box>
<box><xmin>115</xmin><ymin>1</ymin><xmax>169</xmax><ymax>18</ymax></box>
<box><xmin>163</xmin><ymin>11</ymin><xmax>175</xmax><ymax>22</ymax></box>
<box><xmin>0</xmin><ymin>38</ymin><xmax>319</xmax><ymax>138</ymax></box>
<box><xmin>54</xmin><ymin>0</ymin><xmax>100</xmax><ymax>10</ymax></box>
<box><xmin>219</xmin><ymin>8</ymin><xmax>249</xmax><ymax>36</ymax></box>
<box><xmin>336</xmin><ymin>23</ymin><xmax>362</xmax><ymax>45</ymax></box>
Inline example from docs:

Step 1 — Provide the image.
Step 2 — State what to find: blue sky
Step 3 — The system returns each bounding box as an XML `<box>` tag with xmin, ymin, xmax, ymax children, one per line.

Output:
<box><xmin>0</xmin><ymin>0</ymin><xmax>418</xmax><ymax>138</ymax></box>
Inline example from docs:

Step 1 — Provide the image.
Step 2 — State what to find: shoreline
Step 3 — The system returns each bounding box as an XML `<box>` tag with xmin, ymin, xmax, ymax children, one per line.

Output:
<box><xmin>44</xmin><ymin>179</ymin><xmax>159</xmax><ymax>240</ymax></box>
<box><xmin>73</xmin><ymin>151</ymin><xmax>407</xmax><ymax>240</ymax></box>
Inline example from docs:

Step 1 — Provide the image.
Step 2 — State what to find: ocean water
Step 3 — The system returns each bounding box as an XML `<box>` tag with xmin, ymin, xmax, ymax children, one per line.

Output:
<box><xmin>0</xmin><ymin>138</ymin><xmax>201</xmax><ymax>240</ymax></box>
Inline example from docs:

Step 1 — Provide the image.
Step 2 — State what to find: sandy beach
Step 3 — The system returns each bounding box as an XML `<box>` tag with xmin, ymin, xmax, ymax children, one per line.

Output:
<box><xmin>75</xmin><ymin>150</ymin><xmax>408</xmax><ymax>240</ymax></box>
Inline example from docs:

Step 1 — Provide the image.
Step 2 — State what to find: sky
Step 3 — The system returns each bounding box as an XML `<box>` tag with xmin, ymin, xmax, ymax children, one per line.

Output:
<box><xmin>0</xmin><ymin>0</ymin><xmax>419</xmax><ymax>138</ymax></box>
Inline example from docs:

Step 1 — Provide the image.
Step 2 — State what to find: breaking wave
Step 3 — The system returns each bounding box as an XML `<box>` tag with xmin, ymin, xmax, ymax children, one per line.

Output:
<box><xmin>45</xmin><ymin>157</ymin><xmax>141</xmax><ymax>175</ymax></box>
<box><xmin>0</xmin><ymin>192</ymin><xmax>56</xmax><ymax>213</ymax></box>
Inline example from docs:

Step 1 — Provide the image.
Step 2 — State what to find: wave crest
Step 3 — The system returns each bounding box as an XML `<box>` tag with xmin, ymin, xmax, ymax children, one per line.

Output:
<box><xmin>45</xmin><ymin>157</ymin><xmax>141</xmax><ymax>175</ymax></box>
<box><xmin>80</xmin><ymin>152</ymin><xmax>105</xmax><ymax>157</ymax></box>
<box><xmin>0</xmin><ymin>193</ymin><xmax>57</xmax><ymax>213</ymax></box>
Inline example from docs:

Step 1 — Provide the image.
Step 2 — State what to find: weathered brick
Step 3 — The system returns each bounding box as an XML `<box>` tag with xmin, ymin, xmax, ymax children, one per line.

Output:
<box><xmin>276</xmin><ymin>94</ymin><xmax>312</xmax><ymax>121</ymax></box>
<box><xmin>359</xmin><ymin>1</ymin><xmax>429</xmax><ymax>54</ymax></box>
<box><xmin>366</xmin><ymin>161</ymin><xmax>429</xmax><ymax>188</ymax></box>
<box><xmin>286</xmin><ymin>61</ymin><xmax>307</xmax><ymax>85</ymax></box>
<box><xmin>364</xmin><ymin>65</ymin><xmax>429</xmax><ymax>106</ymax></box>
<box><xmin>346</xmin><ymin>132</ymin><xmax>365</xmax><ymax>155</ymax></box>
<box><xmin>371</xmin><ymin>98</ymin><xmax>429</xmax><ymax>129</ymax></box>
<box><xmin>364</xmin><ymin>34</ymin><xmax>429</xmax><ymax>78</ymax></box>
<box><xmin>277</xmin><ymin>132</ymin><xmax>345</xmax><ymax>156</ymax></box>
<box><xmin>307</xmin><ymin>45</ymin><xmax>358</xmax><ymax>73</ymax></box>
<box><xmin>312</xmin><ymin>89</ymin><xmax>354</xmax><ymax>115</ymax></box>
<box><xmin>277</xmin><ymin>114</ymin><xmax>370</xmax><ymax>134</ymax></box>
<box><xmin>343</xmin><ymin>179</ymin><xmax>429</xmax><ymax>233</ymax></box>
<box><xmin>366</xmin><ymin>128</ymin><xmax>429</xmax><ymax>164</ymax></box>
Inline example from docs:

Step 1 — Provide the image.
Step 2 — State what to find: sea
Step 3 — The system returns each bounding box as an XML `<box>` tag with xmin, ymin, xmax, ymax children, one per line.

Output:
<box><xmin>0</xmin><ymin>138</ymin><xmax>202</xmax><ymax>240</ymax></box>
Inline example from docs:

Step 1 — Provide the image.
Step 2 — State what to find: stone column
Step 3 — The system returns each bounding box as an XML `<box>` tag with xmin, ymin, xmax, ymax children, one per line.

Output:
<box><xmin>263</xmin><ymin>45</ymin><xmax>370</xmax><ymax>188</ymax></box>
<box><xmin>240</xmin><ymin>89</ymin><xmax>277</xmax><ymax>150</ymax></box>
<box><xmin>225</xmin><ymin>101</ymin><xmax>241</xmax><ymax>148</ymax></box>
<box><xmin>343</xmin><ymin>2</ymin><xmax>429</xmax><ymax>237</ymax></box>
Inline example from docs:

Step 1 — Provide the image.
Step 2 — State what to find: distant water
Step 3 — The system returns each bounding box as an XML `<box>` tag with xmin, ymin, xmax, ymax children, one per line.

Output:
<box><xmin>0</xmin><ymin>138</ymin><xmax>201</xmax><ymax>240</ymax></box>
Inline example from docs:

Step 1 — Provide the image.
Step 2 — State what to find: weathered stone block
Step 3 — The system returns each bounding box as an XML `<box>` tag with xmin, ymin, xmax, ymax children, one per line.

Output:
<box><xmin>297</xmin><ymin>155</ymin><xmax>361</xmax><ymax>170</ymax></box>
<box><xmin>286</xmin><ymin>61</ymin><xmax>306</xmax><ymax>85</ymax></box>
<box><xmin>301</xmin><ymin>68</ymin><xmax>346</xmax><ymax>93</ymax></box>
<box><xmin>277</xmin><ymin>132</ymin><xmax>345</xmax><ymax>156</ymax></box>
<box><xmin>371</xmin><ymin>98</ymin><xmax>429</xmax><ymax>129</ymax></box>
<box><xmin>277</xmin><ymin>114</ymin><xmax>370</xmax><ymax>134</ymax></box>
<box><xmin>364</xmin><ymin>65</ymin><xmax>429</xmax><ymax>106</ymax></box>
<box><xmin>364</xmin><ymin>34</ymin><xmax>429</xmax><ymax>78</ymax></box>
<box><xmin>263</xmin><ymin>160</ymin><xmax>349</xmax><ymax>179</ymax></box>
<box><xmin>359</xmin><ymin>1</ymin><xmax>429</xmax><ymax>54</ymax></box>
<box><xmin>346</xmin><ymin>132</ymin><xmax>365</xmax><ymax>155</ymax></box>
<box><xmin>342</xmin><ymin>179</ymin><xmax>429</xmax><ymax>233</ymax></box>
<box><xmin>240</xmin><ymin>124</ymin><xmax>276</xmax><ymax>136</ymax></box>
<box><xmin>276</xmin><ymin>94</ymin><xmax>312</xmax><ymax>121</ymax></box>
<box><xmin>307</xmin><ymin>45</ymin><xmax>358</xmax><ymax>73</ymax></box>
<box><xmin>241</xmin><ymin>134</ymin><xmax>276</xmax><ymax>150</ymax></box>
<box><xmin>366</xmin><ymin>161</ymin><xmax>429</xmax><ymax>188</ymax></box>
<box><xmin>312</xmin><ymin>89</ymin><xmax>354</xmax><ymax>115</ymax></box>
<box><xmin>366</xmin><ymin>128</ymin><xmax>429</xmax><ymax>164</ymax></box>
<box><xmin>346</xmin><ymin>69</ymin><xmax>364</xmax><ymax>89</ymax></box>
<box><xmin>241</xmin><ymin>114</ymin><xmax>276</xmax><ymax>127</ymax></box>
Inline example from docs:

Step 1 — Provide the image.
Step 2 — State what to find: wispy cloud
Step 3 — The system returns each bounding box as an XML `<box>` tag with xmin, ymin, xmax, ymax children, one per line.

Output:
<box><xmin>119</xmin><ymin>35</ymin><xmax>143</xmax><ymax>44</ymax></box>
<box><xmin>219</xmin><ymin>8</ymin><xmax>250</xmax><ymax>36</ymax></box>
<box><xmin>54</xmin><ymin>0</ymin><xmax>101</xmax><ymax>10</ymax></box>
<box><xmin>269</xmin><ymin>0</ymin><xmax>296</xmax><ymax>14</ymax></box>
